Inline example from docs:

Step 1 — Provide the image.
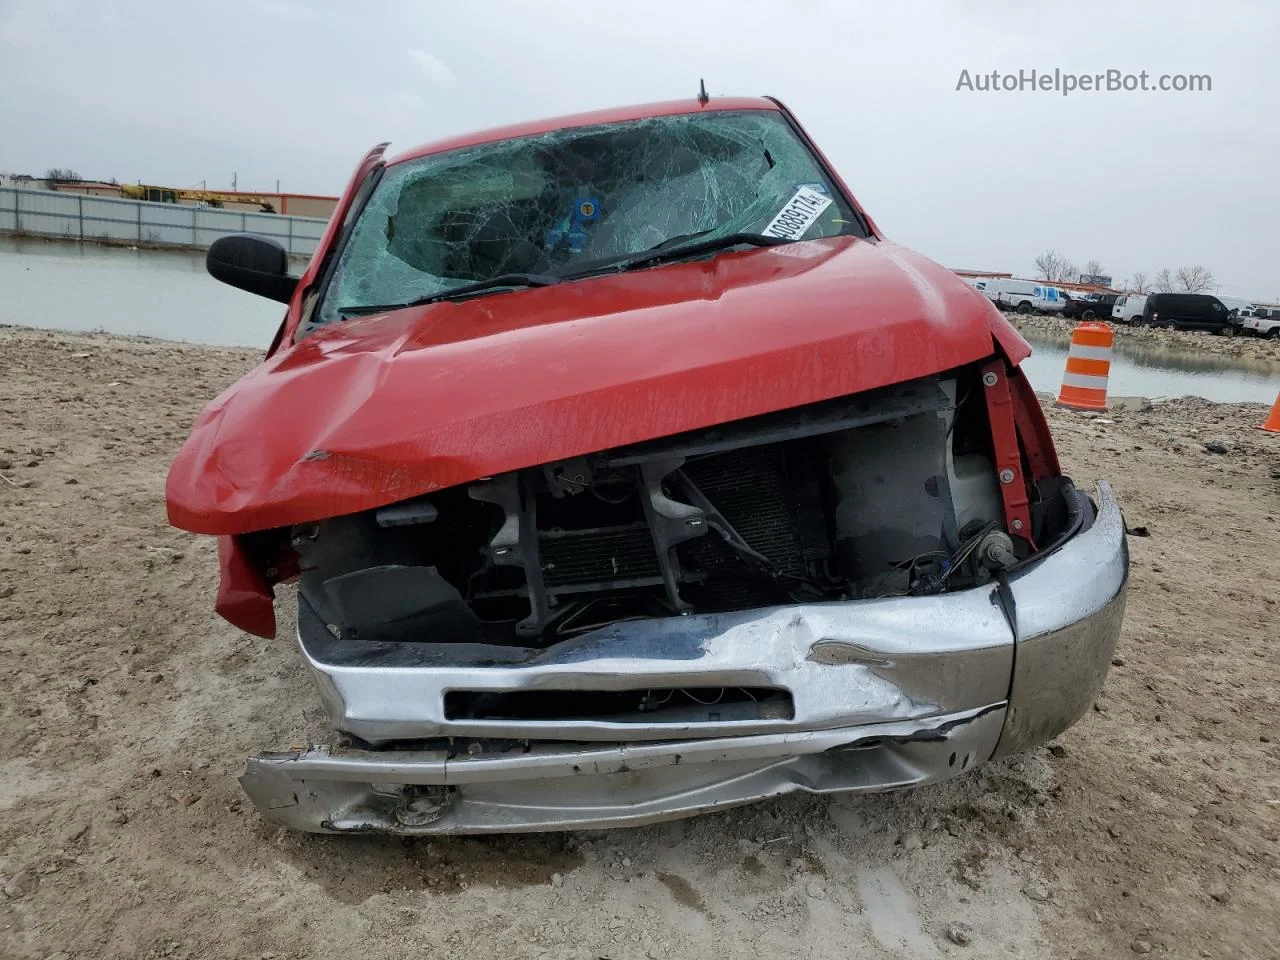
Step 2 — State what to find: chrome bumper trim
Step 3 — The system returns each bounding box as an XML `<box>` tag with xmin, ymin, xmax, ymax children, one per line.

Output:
<box><xmin>243</xmin><ymin>482</ymin><xmax>1127</xmax><ymax>833</ymax></box>
<box><xmin>241</xmin><ymin>705</ymin><xmax>1006</xmax><ymax>834</ymax></box>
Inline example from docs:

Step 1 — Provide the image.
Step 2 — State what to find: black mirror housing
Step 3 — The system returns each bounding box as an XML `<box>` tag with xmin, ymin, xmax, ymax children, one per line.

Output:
<box><xmin>207</xmin><ymin>234</ymin><xmax>298</xmax><ymax>304</ymax></box>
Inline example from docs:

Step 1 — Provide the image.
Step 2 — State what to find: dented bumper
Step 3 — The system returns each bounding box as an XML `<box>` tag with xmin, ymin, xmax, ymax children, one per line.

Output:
<box><xmin>241</xmin><ymin>482</ymin><xmax>1127</xmax><ymax>834</ymax></box>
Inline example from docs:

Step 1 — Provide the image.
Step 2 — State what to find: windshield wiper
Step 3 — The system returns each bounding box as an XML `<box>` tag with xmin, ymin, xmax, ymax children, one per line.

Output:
<box><xmin>645</xmin><ymin>229</ymin><xmax>715</xmax><ymax>251</ymax></box>
<box><xmin>338</xmin><ymin>273</ymin><xmax>560</xmax><ymax>316</ymax></box>
<box><xmin>611</xmin><ymin>232</ymin><xmax>792</xmax><ymax>273</ymax></box>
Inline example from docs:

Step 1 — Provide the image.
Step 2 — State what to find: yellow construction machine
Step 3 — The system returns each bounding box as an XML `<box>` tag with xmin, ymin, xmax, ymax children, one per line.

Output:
<box><xmin>120</xmin><ymin>184</ymin><xmax>276</xmax><ymax>213</ymax></box>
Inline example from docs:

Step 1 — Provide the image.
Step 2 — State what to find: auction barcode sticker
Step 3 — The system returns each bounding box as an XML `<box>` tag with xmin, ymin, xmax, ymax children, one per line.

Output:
<box><xmin>762</xmin><ymin>186</ymin><xmax>832</xmax><ymax>240</ymax></box>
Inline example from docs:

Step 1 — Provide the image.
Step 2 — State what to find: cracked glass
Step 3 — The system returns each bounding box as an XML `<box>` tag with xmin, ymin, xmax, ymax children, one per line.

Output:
<box><xmin>314</xmin><ymin>110</ymin><xmax>862</xmax><ymax>327</ymax></box>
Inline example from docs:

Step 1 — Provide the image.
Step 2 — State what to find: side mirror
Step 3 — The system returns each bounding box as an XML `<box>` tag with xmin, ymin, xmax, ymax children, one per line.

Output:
<box><xmin>207</xmin><ymin>234</ymin><xmax>298</xmax><ymax>303</ymax></box>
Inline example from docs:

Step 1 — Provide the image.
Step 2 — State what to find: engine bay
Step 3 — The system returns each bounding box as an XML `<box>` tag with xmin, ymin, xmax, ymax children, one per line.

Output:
<box><xmin>290</xmin><ymin>364</ymin><xmax>1072</xmax><ymax>650</ymax></box>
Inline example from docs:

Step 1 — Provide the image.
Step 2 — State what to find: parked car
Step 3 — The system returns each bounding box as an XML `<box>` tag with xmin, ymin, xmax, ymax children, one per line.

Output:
<box><xmin>1112</xmin><ymin>294</ymin><xmax>1148</xmax><ymax>324</ymax></box>
<box><xmin>984</xmin><ymin>278</ymin><xmax>1067</xmax><ymax>314</ymax></box>
<box><xmin>1141</xmin><ymin>293</ymin><xmax>1234</xmax><ymax>333</ymax></box>
<box><xmin>166</xmin><ymin>96</ymin><xmax>1128</xmax><ymax>835</ymax></box>
<box><xmin>1242</xmin><ymin>308</ymin><xmax>1280</xmax><ymax>339</ymax></box>
<box><xmin>1064</xmin><ymin>292</ymin><xmax>1119</xmax><ymax>321</ymax></box>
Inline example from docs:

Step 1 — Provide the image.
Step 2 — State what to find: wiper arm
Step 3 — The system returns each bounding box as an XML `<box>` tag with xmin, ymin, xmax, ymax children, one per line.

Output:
<box><xmin>339</xmin><ymin>273</ymin><xmax>560</xmax><ymax>316</ymax></box>
<box><xmin>645</xmin><ymin>228</ymin><xmax>714</xmax><ymax>252</ymax></box>
<box><xmin>614</xmin><ymin>232</ymin><xmax>792</xmax><ymax>273</ymax></box>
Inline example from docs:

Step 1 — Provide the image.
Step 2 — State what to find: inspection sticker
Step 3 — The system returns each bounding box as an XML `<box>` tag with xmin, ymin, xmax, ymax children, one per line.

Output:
<box><xmin>762</xmin><ymin>186</ymin><xmax>832</xmax><ymax>240</ymax></box>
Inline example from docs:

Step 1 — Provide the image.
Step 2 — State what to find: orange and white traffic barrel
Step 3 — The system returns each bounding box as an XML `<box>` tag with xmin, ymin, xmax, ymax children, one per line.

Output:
<box><xmin>1258</xmin><ymin>392</ymin><xmax>1280</xmax><ymax>433</ymax></box>
<box><xmin>1056</xmin><ymin>321</ymin><xmax>1113</xmax><ymax>411</ymax></box>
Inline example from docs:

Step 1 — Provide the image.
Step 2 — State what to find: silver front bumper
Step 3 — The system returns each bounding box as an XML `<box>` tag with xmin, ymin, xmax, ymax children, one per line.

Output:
<box><xmin>242</xmin><ymin>482</ymin><xmax>1128</xmax><ymax>834</ymax></box>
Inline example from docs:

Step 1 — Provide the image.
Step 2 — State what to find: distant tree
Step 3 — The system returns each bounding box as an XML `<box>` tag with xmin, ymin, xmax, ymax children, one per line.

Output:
<box><xmin>1175</xmin><ymin>264</ymin><xmax>1217</xmax><ymax>293</ymax></box>
<box><xmin>1128</xmin><ymin>271</ymin><xmax>1151</xmax><ymax>294</ymax></box>
<box><xmin>1082</xmin><ymin>259</ymin><xmax>1106</xmax><ymax>280</ymax></box>
<box><xmin>44</xmin><ymin>168</ymin><xmax>81</xmax><ymax>183</ymax></box>
<box><xmin>1033</xmin><ymin>249</ymin><xmax>1079</xmax><ymax>282</ymax></box>
<box><xmin>1154</xmin><ymin>268</ymin><xmax>1176</xmax><ymax>293</ymax></box>
<box><xmin>1033</xmin><ymin>250</ymin><xmax>1058</xmax><ymax>280</ymax></box>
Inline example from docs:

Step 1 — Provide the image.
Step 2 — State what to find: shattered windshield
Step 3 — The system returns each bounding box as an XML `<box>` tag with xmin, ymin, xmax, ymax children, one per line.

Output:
<box><xmin>315</xmin><ymin>110</ymin><xmax>861</xmax><ymax>325</ymax></box>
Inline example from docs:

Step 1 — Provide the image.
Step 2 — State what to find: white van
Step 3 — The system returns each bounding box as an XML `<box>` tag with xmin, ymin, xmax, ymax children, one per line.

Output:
<box><xmin>1112</xmin><ymin>294</ymin><xmax>1148</xmax><ymax>325</ymax></box>
<box><xmin>984</xmin><ymin>279</ymin><xmax>1066</xmax><ymax>314</ymax></box>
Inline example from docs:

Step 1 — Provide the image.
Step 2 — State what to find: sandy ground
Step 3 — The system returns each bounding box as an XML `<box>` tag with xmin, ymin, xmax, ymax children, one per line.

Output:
<box><xmin>1</xmin><ymin>326</ymin><xmax>1277</xmax><ymax>960</ymax></box>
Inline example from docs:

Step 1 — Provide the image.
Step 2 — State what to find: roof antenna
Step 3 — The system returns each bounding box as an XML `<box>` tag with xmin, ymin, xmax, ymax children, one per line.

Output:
<box><xmin>697</xmin><ymin>78</ymin><xmax>709</xmax><ymax>105</ymax></box>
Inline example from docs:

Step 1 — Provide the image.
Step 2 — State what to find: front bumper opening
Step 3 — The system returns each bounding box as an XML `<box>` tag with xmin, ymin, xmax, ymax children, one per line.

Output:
<box><xmin>443</xmin><ymin>686</ymin><xmax>795</xmax><ymax>724</ymax></box>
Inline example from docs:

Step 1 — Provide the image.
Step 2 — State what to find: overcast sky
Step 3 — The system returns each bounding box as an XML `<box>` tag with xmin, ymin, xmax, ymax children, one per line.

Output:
<box><xmin>2</xmin><ymin>0</ymin><xmax>1278</xmax><ymax>299</ymax></box>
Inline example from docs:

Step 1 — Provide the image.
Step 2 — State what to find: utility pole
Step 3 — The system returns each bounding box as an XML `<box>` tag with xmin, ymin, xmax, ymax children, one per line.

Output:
<box><xmin>275</xmin><ymin>178</ymin><xmax>280</xmax><ymax>193</ymax></box>
<box><xmin>232</xmin><ymin>172</ymin><xmax>237</xmax><ymax>191</ymax></box>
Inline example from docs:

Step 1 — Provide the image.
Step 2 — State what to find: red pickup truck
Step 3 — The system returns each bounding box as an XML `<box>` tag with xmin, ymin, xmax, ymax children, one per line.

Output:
<box><xmin>167</xmin><ymin>95</ymin><xmax>1128</xmax><ymax>835</ymax></box>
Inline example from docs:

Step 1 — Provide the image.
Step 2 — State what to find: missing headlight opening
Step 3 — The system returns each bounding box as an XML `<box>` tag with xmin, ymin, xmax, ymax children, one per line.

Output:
<box><xmin>295</xmin><ymin>366</ymin><xmax>1068</xmax><ymax>656</ymax></box>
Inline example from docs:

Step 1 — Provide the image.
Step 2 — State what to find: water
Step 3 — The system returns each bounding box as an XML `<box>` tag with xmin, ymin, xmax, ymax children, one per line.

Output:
<box><xmin>0</xmin><ymin>236</ymin><xmax>285</xmax><ymax>348</ymax></box>
<box><xmin>2</xmin><ymin>238</ymin><xmax>1278</xmax><ymax>403</ymax></box>
<box><xmin>1018</xmin><ymin>329</ymin><xmax>1280</xmax><ymax>404</ymax></box>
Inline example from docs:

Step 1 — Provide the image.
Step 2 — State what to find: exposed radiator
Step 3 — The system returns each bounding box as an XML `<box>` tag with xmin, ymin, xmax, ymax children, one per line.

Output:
<box><xmin>681</xmin><ymin>444</ymin><xmax>810</xmax><ymax>577</ymax></box>
<box><xmin>524</xmin><ymin>438</ymin><xmax>832</xmax><ymax>612</ymax></box>
<box><xmin>539</xmin><ymin>523</ymin><xmax>661</xmax><ymax>589</ymax></box>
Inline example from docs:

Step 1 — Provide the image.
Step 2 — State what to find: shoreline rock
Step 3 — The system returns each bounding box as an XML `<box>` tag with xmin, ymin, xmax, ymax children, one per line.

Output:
<box><xmin>1005</xmin><ymin>312</ymin><xmax>1280</xmax><ymax>366</ymax></box>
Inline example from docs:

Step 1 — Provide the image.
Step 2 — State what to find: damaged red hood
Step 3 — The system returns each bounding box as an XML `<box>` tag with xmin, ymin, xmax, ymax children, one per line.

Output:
<box><xmin>167</xmin><ymin>236</ymin><xmax>1029</xmax><ymax>535</ymax></box>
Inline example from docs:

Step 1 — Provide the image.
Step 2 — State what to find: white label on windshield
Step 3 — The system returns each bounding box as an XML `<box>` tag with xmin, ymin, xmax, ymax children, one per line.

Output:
<box><xmin>762</xmin><ymin>186</ymin><xmax>832</xmax><ymax>240</ymax></box>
